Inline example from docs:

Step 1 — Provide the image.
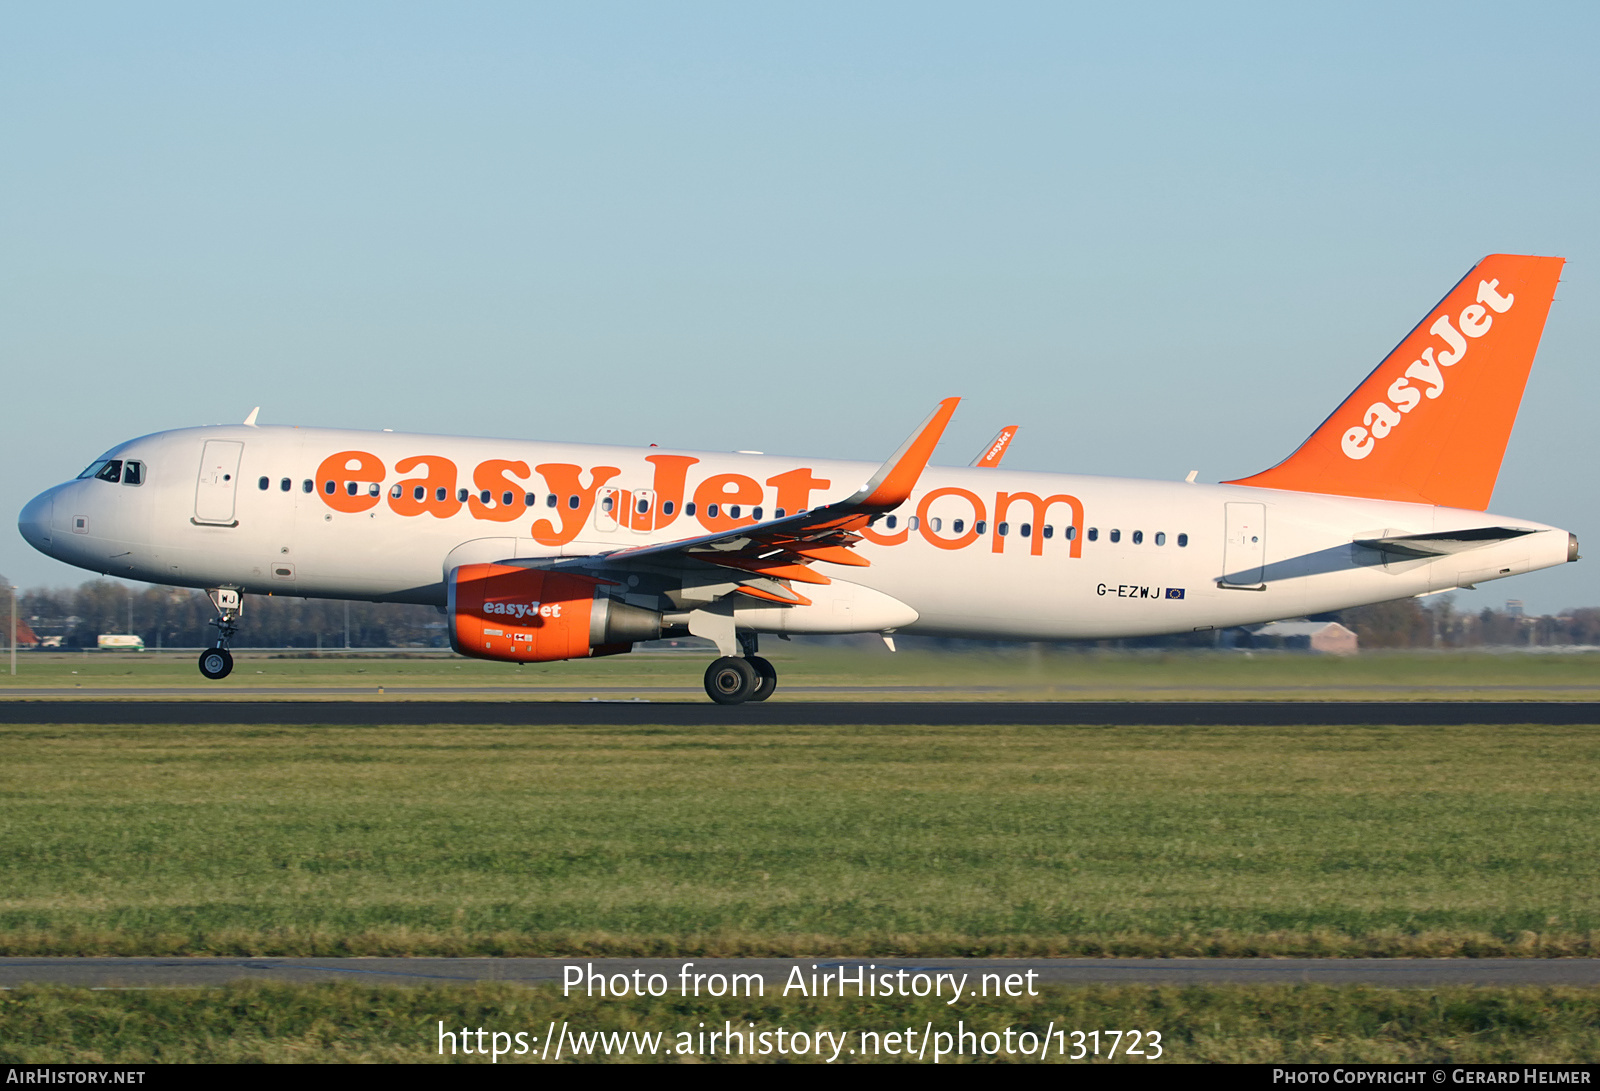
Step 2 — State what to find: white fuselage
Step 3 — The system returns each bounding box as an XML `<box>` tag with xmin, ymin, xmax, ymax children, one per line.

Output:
<box><xmin>18</xmin><ymin>423</ymin><xmax>1573</xmax><ymax>640</ymax></box>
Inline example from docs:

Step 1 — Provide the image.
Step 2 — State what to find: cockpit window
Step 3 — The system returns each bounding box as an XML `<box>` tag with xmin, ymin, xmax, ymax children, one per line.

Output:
<box><xmin>121</xmin><ymin>461</ymin><xmax>144</xmax><ymax>486</ymax></box>
<box><xmin>93</xmin><ymin>460</ymin><xmax>123</xmax><ymax>484</ymax></box>
<box><xmin>78</xmin><ymin>460</ymin><xmax>109</xmax><ymax>480</ymax></box>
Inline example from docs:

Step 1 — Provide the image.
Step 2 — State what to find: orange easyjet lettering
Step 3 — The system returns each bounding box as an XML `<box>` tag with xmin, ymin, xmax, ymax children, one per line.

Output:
<box><xmin>530</xmin><ymin>463</ymin><xmax>621</xmax><ymax>546</ymax></box>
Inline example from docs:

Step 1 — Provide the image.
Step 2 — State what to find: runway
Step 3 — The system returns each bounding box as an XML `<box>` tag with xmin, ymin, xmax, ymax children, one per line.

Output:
<box><xmin>3</xmin><ymin>957</ymin><xmax>1598</xmax><ymax>989</ymax></box>
<box><xmin>1</xmin><ymin>699</ymin><xmax>1599</xmax><ymax>725</ymax></box>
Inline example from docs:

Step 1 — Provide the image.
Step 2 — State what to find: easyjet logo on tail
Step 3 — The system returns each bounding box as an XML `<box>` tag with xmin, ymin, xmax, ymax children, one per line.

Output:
<box><xmin>1225</xmin><ymin>253</ymin><xmax>1564</xmax><ymax>511</ymax></box>
<box><xmin>1341</xmin><ymin>279</ymin><xmax>1515</xmax><ymax>460</ymax></box>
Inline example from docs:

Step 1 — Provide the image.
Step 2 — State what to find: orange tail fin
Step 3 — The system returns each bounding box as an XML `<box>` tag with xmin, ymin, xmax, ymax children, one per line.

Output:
<box><xmin>1225</xmin><ymin>254</ymin><xmax>1564</xmax><ymax>510</ymax></box>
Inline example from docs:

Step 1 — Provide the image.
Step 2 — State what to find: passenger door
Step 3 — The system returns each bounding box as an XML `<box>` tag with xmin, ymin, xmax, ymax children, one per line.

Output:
<box><xmin>194</xmin><ymin>441</ymin><xmax>245</xmax><ymax>526</ymax></box>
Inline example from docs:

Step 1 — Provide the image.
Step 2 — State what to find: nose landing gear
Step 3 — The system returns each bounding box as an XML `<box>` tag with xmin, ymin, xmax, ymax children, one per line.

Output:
<box><xmin>701</xmin><ymin>633</ymin><xmax>778</xmax><ymax>705</ymax></box>
<box><xmin>197</xmin><ymin>588</ymin><xmax>243</xmax><ymax>681</ymax></box>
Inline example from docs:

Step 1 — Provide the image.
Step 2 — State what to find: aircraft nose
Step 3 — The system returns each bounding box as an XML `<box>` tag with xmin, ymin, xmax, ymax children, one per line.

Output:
<box><xmin>17</xmin><ymin>488</ymin><xmax>56</xmax><ymax>555</ymax></box>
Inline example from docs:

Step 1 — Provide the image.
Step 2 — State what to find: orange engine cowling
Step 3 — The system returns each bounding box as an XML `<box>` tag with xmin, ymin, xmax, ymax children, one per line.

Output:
<box><xmin>447</xmin><ymin>563</ymin><xmax>661</xmax><ymax>663</ymax></box>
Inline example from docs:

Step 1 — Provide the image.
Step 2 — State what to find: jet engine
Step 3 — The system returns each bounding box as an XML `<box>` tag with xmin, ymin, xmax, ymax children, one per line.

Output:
<box><xmin>447</xmin><ymin>563</ymin><xmax>663</xmax><ymax>663</ymax></box>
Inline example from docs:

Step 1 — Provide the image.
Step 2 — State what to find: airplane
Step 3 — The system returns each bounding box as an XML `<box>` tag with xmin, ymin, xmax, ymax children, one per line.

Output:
<box><xmin>16</xmin><ymin>253</ymin><xmax>1575</xmax><ymax>703</ymax></box>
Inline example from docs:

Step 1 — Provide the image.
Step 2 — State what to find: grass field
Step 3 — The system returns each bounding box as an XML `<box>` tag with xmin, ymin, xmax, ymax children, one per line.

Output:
<box><xmin>5</xmin><ymin>645</ymin><xmax>1600</xmax><ymax>700</ymax></box>
<box><xmin>3</xmin><ymin>982</ymin><xmax>1598</xmax><ymax>1063</ymax></box>
<box><xmin>3</xmin><ymin>715</ymin><xmax>1598</xmax><ymax>957</ymax></box>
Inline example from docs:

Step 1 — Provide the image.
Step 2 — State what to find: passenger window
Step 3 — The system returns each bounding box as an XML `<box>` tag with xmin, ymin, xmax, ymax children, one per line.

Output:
<box><xmin>774</xmin><ymin>508</ymin><xmax>785</xmax><ymax>519</ymax></box>
<box><xmin>976</xmin><ymin>521</ymin><xmax>987</xmax><ymax>534</ymax></box>
<box><xmin>952</xmin><ymin>519</ymin><xmax>964</xmax><ymax>534</ymax></box>
<box><xmin>391</xmin><ymin>485</ymin><xmax>403</xmax><ymax>499</ymax></box>
<box><xmin>663</xmin><ymin>500</ymin><xmax>676</xmax><ymax>516</ymax></box>
<box><xmin>1110</xmin><ymin>529</ymin><xmax>1121</xmax><ymax>543</ymax></box>
<box><xmin>728</xmin><ymin>505</ymin><xmax>740</xmax><ymax>519</ymax></box>
<box><xmin>258</xmin><ymin>477</ymin><xmax>270</xmax><ymax>491</ymax></box>
<box><xmin>1178</xmin><ymin>533</ymin><xmax>1189</xmax><ymax>547</ymax></box>
<box><xmin>1043</xmin><ymin>525</ymin><xmax>1054</xmax><ymax>539</ymax></box>
<box><xmin>1020</xmin><ymin>523</ymin><xmax>1030</xmax><ymax>538</ymax></box>
<box><xmin>280</xmin><ymin>478</ymin><xmax>291</xmax><ymax>492</ymax></box>
<box><xmin>481</xmin><ymin>490</ymin><xmax>493</xmax><ymax>505</ymax></box>
<box><xmin>685</xmin><ymin>502</ymin><xmax>696</xmax><ymax>516</ymax></box>
<box><xmin>302</xmin><ymin>480</ymin><xmax>313</xmax><ymax>493</ymax></box>
<box><xmin>95</xmin><ymin>460</ymin><xmax>123</xmax><ymax>484</ymax></box>
<box><xmin>1132</xmin><ymin>530</ymin><xmax>1143</xmax><ymax>545</ymax></box>
<box><xmin>751</xmin><ymin>506</ymin><xmax>762</xmax><ymax>520</ymax></box>
<box><xmin>997</xmin><ymin>522</ymin><xmax>1009</xmax><ymax>536</ymax></box>
<box><xmin>885</xmin><ymin>515</ymin><xmax>897</xmax><ymax>530</ymax></box>
<box><xmin>1087</xmin><ymin>527</ymin><xmax>1098</xmax><ymax>542</ymax></box>
<box><xmin>601</xmin><ymin>495</ymin><xmax>614</xmax><ymax>513</ymax></box>
<box><xmin>567</xmin><ymin>495</ymin><xmax>579</xmax><ymax>510</ymax></box>
<box><xmin>324</xmin><ymin>481</ymin><xmax>336</xmax><ymax>495</ymax></box>
<box><xmin>368</xmin><ymin>483</ymin><xmax>380</xmax><ymax>497</ymax></box>
<box><xmin>413</xmin><ymin>486</ymin><xmax>425</xmax><ymax>501</ymax></box>
<box><xmin>546</xmin><ymin>495</ymin><xmax>557</xmax><ymax>508</ymax></box>
<box><xmin>909</xmin><ymin>516</ymin><xmax>919</xmax><ymax>531</ymax></box>
<box><xmin>504</xmin><ymin>491</ymin><xmax>515</xmax><ymax>507</ymax></box>
<box><xmin>458</xmin><ymin>489</ymin><xmax>470</xmax><ymax>503</ymax></box>
<box><xmin>708</xmin><ymin>504</ymin><xmax>720</xmax><ymax>518</ymax></box>
<box><xmin>1155</xmin><ymin>532</ymin><xmax>1166</xmax><ymax>546</ymax></box>
<box><xmin>1066</xmin><ymin>525</ymin><xmax>1077</xmax><ymax>540</ymax></box>
<box><xmin>931</xmin><ymin>517</ymin><xmax>942</xmax><ymax>532</ymax></box>
<box><xmin>435</xmin><ymin>487</ymin><xmax>447</xmax><ymax>502</ymax></box>
<box><xmin>524</xmin><ymin>493</ymin><xmax>537</xmax><ymax>507</ymax></box>
<box><xmin>346</xmin><ymin>482</ymin><xmax>358</xmax><ymax>496</ymax></box>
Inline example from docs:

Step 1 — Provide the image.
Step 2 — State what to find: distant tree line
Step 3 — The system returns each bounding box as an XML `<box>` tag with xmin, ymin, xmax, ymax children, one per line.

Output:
<box><xmin>1336</xmin><ymin>595</ymin><xmax>1600</xmax><ymax>649</ymax></box>
<box><xmin>15</xmin><ymin>580</ymin><xmax>444</xmax><ymax>649</ymax></box>
<box><xmin>8</xmin><ymin>576</ymin><xmax>1600</xmax><ymax>651</ymax></box>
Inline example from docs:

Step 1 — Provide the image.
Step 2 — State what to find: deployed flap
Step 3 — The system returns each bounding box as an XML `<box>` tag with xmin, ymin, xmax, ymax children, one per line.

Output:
<box><xmin>1225</xmin><ymin>254</ymin><xmax>1564</xmax><ymax>510</ymax></box>
<box><xmin>1354</xmin><ymin>526</ymin><xmax>1535</xmax><ymax>559</ymax></box>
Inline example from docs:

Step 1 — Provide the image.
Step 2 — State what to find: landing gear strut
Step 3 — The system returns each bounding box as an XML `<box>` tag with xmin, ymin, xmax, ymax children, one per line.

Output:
<box><xmin>701</xmin><ymin>632</ymin><xmax>778</xmax><ymax>705</ymax></box>
<box><xmin>198</xmin><ymin>588</ymin><xmax>243</xmax><ymax>681</ymax></box>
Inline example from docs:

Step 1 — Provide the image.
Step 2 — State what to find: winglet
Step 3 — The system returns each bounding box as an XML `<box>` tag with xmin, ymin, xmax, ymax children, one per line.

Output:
<box><xmin>848</xmin><ymin>397</ymin><xmax>960</xmax><ymax>510</ymax></box>
<box><xmin>970</xmin><ymin>425</ymin><xmax>1018</xmax><ymax>468</ymax></box>
<box><xmin>243</xmin><ymin>407</ymin><xmax>261</xmax><ymax>427</ymax></box>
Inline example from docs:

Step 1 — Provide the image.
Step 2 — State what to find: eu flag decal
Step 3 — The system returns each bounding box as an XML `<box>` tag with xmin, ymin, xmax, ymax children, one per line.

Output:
<box><xmin>1165</xmin><ymin>587</ymin><xmax>1186</xmax><ymax>600</ymax></box>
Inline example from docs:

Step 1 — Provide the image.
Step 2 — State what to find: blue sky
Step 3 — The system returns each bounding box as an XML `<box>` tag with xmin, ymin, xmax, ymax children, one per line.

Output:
<box><xmin>4</xmin><ymin>2</ymin><xmax>1597</xmax><ymax>614</ymax></box>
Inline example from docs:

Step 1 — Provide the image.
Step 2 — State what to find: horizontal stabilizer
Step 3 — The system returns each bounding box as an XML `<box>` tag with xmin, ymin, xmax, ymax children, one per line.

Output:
<box><xmin>1354</xmin><ymin>526</ymin><xmax>1535</xmax><ymax>559</ymax></box>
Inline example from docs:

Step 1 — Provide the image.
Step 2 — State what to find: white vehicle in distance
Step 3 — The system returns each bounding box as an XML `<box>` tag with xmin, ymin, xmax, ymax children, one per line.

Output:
<box><xmin>96</xmin><ymin>634</ymin><xmax>146</xmax><ymax>652</ymax></box>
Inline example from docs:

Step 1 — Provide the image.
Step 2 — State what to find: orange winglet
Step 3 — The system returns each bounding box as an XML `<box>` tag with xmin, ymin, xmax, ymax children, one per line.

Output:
<box><xmin>1225</xmin><ymin>254</ymin><xmax>1564</xmax><ymax>510</ymax></box>
<box><xmin>971</xmin><ymin>425</ymin><xmax>1017</xmax><ymax>468</ymax></box>
<box><xmin>852</xmin><ymin>397</ymin><xmax>961</xmax><ymax>510</ymax></box>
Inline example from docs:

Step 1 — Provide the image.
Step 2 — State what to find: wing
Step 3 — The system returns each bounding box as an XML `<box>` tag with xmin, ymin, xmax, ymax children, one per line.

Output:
<box><xmin>521</xmin><ymin>397</ymin><xmax>960</xmax><ymax>605</ymax></box>
<box><xmin>969</xmin><ymin>425</ymin><xmax>1017</xmax><ymax>468</ymax></box>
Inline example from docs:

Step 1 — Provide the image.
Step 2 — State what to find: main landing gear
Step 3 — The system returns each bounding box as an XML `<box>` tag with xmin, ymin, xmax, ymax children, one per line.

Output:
<box><xmin>198</xmin><ymin>588</ymin><xmax>243</xmax><ymax>681</ymax></box>
<box><xmin>702</xmin><ymin>633</ymin><xmax>777</xmax><ymax>705</ymax></box>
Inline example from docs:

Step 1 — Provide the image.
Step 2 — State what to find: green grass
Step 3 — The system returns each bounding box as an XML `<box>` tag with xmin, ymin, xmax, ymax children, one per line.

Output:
<box><xmin>3</xmin><ymin>982</ymin><xmax>1598</xmax><ymax>1063</ymax></box>
<box><xmin>2</xmin><ymin>718</ymin><xmax>1599</xmax><ymax>956</ymax></box>
<box><xmin>5</xmin><ymin>646</ymin><xmax>1600</xmax><ymax>700</ymax></box>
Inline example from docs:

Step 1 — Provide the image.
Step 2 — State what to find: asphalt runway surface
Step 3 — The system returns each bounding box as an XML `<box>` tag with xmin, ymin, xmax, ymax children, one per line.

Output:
<box><xmin>4</xmin><ymin>958</ymin><xmax>1600</xmax><ymax>989</ymax></box>
<box><xmin>2</xmin><ymin>699</ymin><xmax>1600</xmax><ymax>725</ymax></box>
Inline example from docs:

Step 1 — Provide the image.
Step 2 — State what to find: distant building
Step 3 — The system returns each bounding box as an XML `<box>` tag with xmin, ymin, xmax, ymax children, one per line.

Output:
<box><xmin>14</xmin><ymin>619</ymin><xmax>38</xmax><ymax>648</ymax></box>
<box><xmin>1505</xmin><ymin>599</ymin><xmax>1525</xmax><ymax>618</ymax></box>
<box><xmin>1248</xmin><ymin>620</ymin><xmax>1359</xmax><ymax>655</ymax></box>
